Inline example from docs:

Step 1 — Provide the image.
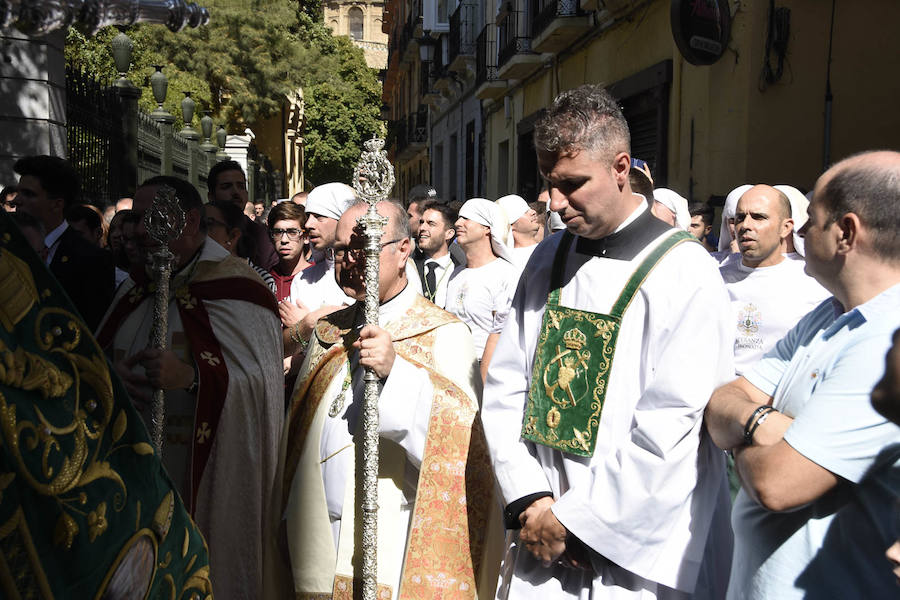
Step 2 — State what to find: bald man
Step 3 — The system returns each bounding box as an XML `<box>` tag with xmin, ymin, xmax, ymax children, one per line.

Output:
<box><xmin>273</xmin><ymin>200</ymin><xmax>500</xmax><ymax>599</ymax></box>
<box><xmin>706</xmin><ymin>151</ymin><xmax>900</xmax><ymax>599</ymax></box>
<box><xmin>718</xmin><ymin>184</ymin><xmax>830</xmax><ymax>374</ymax></box>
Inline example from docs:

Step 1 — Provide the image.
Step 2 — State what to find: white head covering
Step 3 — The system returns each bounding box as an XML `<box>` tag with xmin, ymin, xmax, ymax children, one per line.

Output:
<box><xmin>718</xmin><ymin>184</ymin><xmax>753</xmax><ymax>252</ymax></box>
<box><xmin>496</xmin><ymin>194</ymin><xmax>531</xmax><ymax>246</ymax></box>
<box><xmin>458</xmin><ymin>198</ymin><xmax>513</xmax><ymax>263</ymax></box>
<box><xmin>304</xmin><ymin>182</ymin><xmax>357</xmax><ymax>220</ymax></box>
<box><xmin>775</xmin><ymin>184</ymin><xmax>810</xmax><ymax>256</ymax></box>
<box><xmin>653</xmin><ymin>188</ymin><xmax>690</xmax><ymax>231</ymax></box>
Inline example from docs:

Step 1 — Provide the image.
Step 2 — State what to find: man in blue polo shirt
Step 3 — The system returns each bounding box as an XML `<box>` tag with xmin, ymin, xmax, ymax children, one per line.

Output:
<box><xmin>705</xmin><ymin>150</ymin><xmax>900</xmax><ymax>599</ymax></box>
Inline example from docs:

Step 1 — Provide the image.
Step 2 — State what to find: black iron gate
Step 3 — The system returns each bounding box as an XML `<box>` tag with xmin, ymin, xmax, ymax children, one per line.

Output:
<box><xmin>65</xmin><ymin>67</ymin><xmax>124</xmax><ymax>206</ymax></box>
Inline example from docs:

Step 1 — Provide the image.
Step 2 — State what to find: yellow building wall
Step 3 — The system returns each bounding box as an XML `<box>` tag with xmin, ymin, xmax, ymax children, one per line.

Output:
<box><xmin>483</xmin><ymin>0</ymin><xmax>900</xmax><ymax>203</ymax></box>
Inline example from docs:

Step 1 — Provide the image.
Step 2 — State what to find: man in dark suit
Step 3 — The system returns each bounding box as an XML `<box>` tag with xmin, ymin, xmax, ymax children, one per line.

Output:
<box><xmin>412</xmin><ymin>201</ymin><xmax>464</xmax><ymax>309</ymax></box>
<box><xmin>13</xmin><ymin>155</ymin><xmax>114</xmax><ymax>331</ymax></box>
<box><xmin>207</xmin><ymin>160</ymin><xmax>278</xmax><ymax>271</ymax></box>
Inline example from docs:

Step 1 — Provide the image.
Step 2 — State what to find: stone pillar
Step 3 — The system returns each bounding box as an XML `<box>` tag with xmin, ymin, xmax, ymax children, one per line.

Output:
<box><xmin>0</xmin><ymin>29</ymin><xmax>67</xmax><ymax>184</ymax></box>
<box><xmin>111</xmin><ymin>32</ymin><xmax>141</xmax><ymax>198</ymax></box>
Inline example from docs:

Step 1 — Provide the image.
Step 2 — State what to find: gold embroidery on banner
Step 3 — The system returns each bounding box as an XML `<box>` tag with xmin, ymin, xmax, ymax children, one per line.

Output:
<box><xmin>0</xmin><ymin>250</ymin><xmax>38</xmax><ymax>332</ymax></box>
<box><xmin>525</xmin><ymin>305</ymin><xmax>616</xmax><ymax>456</ymax></box>
<box><xmin>0</xmin><ymin>508</ymin><xmax>55</xmax><ymax>599</ymax></box>
<box><xmin>0</xmin><ymin>340</ymin><xmax>72</xmax><ymax>400</ymax></box>
<box><xmin>153</xmin><ymin>491</ymin><xmax>175</xmax><ymax>541</ymax></box>
<box><xmin>546</xmin><ymin>406</ymin><xmax>561</xmax><ymax>429</ymax></box>
<box><xmin>87</xmin><ymin>501</ymin><xmax>108</xmax><ymax>541</ymax></box>
<box><xmin>296</xmin><ymin>593</ymin><xmax>333</xmax><ymax>600</ymax></box>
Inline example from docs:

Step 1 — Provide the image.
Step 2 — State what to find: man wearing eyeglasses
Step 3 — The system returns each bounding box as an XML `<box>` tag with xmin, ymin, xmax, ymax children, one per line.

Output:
<box><xmin>271</xmin><ymin>199</ymin><xmax>500</xmax><ymax>599</ymax></box>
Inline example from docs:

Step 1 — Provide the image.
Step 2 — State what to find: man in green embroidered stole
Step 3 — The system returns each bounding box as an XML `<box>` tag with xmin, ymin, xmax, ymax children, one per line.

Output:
<box><xmin>270</xmin><ymin>200</ymin><xmax>502</xmax><ymax>599</ymax></box>
<box><xmin>481</xmin><ymin>85</ymin><xmax>735</xmax><ymax>599</ymax></box>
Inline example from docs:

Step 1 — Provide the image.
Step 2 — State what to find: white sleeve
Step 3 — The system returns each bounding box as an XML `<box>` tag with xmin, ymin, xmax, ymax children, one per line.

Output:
<box><xmin>482</xmin><ymin>267</ymin><xmax>553</xmax><ymax>504</ymax></box>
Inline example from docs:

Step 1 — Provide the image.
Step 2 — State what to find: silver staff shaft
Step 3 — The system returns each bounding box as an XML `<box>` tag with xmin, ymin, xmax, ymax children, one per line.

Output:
<box><xmin>142</xmin><ymin>183</ymin><xmax>186</xmax><ymax>456</ymax></box>
<box><xmin>148</xmin><ymin>246</ymin><xmax>175</xmax><ymax>453</ymax></box>
<box><xmin>352</xmin><ymin>137</ymin><xmax>395</xmax><ymax>600</ymax></box>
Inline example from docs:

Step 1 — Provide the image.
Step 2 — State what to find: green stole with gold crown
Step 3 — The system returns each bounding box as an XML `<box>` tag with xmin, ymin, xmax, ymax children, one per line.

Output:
<box><xmin>522</xmin><ymin>229</ymin><xmax>696</xmax><ymax>457</ymax></box>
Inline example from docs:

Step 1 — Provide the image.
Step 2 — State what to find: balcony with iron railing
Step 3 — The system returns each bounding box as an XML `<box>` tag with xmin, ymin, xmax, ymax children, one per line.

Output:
<box><xmin>530</xmin><ymin>0</ymin><xmax>591</xmax><ymax>53</ymax></box>
<box><xmin>396</xmin><ymin>107</ymin><xmax>428</xmax><ymax>160</ymax></box>
<box><xmin>497</xmin><ymin>5</ymin><xmax>542</xmax><ymax>80</ymax></box>
<box><xmin>475</xmin><ymin>23</ymin><xmax>506</xmax><ymax>99</ymax></box>
<box><xmin>448</xmin><ymin>0</ymin><xmax>477</xmax><ymax>72</ymax></box>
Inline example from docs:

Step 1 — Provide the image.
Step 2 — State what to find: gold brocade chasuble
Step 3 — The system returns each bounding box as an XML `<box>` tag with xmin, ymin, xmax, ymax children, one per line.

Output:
<box><xmin>523</xmin><ymin>230</ymin><xmax>695</xmax><ymax>457</ymax></box>
<box><xmin>282</xmin><ymin>294</ymin><xmax>500</xmax><ymax>599</ymax></box>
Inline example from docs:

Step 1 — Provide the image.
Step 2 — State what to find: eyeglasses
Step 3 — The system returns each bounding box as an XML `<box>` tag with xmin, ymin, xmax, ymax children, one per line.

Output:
<box><xmin>330</xmin><ymin>238</ymin><xmax>404</xmax><ymax>262</ymax></box>
<box><xmin>270</xmin><ymin>228</ymin><xmax>303</xmax><ymax>241</ymax></box>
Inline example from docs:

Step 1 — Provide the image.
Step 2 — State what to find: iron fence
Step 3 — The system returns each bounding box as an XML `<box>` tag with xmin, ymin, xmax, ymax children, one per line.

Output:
<box><xmin>65</xmin><ymin>67</ymin><xmax>124</xmax><ymax>206</ymax></box>
<box><xmin>449</xmin><ymin>1</ymin><xmax>477</xmax><ymax>64</ymax></box>
<box><xmin>497</xmin><ymin>6</ymin><xmax>532</xmax><ymax>67</ymax></box>
<box><xmin>476</xmin><ymin>23</ymin><xmax>499</xmax><ymax>86</ymax></box>
<box><xmin>531</xmin><ymin>0</ymin><xmax>582</xmax><ymax>38</ymax></box>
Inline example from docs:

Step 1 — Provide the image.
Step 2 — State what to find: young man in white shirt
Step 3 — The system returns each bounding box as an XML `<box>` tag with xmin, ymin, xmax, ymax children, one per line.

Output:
<box><xmin>445</xmin><ymin>198</ymin><xmax>517</xmax><ymax>377</ymax></box>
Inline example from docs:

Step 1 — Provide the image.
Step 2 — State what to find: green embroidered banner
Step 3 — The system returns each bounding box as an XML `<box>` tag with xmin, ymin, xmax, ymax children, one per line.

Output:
<box><xmin>0</xmin><ymin>212</ymin><xmax>212</xmax><ymax>599</ymax></box>
<box><xmin>522</xmin><ymin>230</ymin><xmax>695</xmax><ymax>457</ymax></box>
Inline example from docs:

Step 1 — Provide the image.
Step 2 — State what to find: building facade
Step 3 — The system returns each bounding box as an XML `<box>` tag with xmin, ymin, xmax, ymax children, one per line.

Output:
<box><xmin>384</xmin><ymin>0</ymin><xmax>900</xmax><ymax>207</ymax></box>
<box><xmin>325</xmin><ymin>0</ymin><xmax>389</xmax><ymax>69</ymax></box>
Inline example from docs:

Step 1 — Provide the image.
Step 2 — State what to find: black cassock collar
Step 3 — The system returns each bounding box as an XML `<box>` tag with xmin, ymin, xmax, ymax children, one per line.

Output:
<box><xmin>574</xmin><ymin>208</ymin><xmax>673</xmax><ymax>261</ymax></box>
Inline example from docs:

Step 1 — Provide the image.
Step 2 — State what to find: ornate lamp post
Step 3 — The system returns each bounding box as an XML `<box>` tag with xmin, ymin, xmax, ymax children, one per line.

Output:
<box><xmin>1</xmin><ymin>0</ymin><xmax>210</xmax><ymax>35</ymax></box>
<box><xmin>215</xmin><ymin>126</ymin><xmax>230</xmax><ymax>162</ymax></box>
<box><xmin>199</xmin><ymin>111</ymin><xmax>217</xmax><ymax>153</ymax></box>
<box><xmin>351</xmin><ymin>137</ymin><xmax>395</xmax><ymax>600</ymax></box>
<box><xmin>180</xmin><ymin>92</ymin><xmax>199</xmax><ymax>140</ymax></box>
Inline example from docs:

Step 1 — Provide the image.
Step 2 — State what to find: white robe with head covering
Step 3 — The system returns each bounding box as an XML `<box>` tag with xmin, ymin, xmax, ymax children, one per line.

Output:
<box><xmin>653</xmin><ymin>188</ymin><xmax>690</xmax><ymax>231</ymax></box>
<box><xmin>458</xmin><ymin>197</ymin><xmax>514</xmax><ymax>263</ymax></box>
<box><xmin>774</xmin><ymin>184</ymin><xmax>810</xmax><ymax>257</ymax></box>
<box><xmin>718</xmin><ymin>184</ymin><xmax>753</xmax><ymax>252</ymax></box>
<box><xmin>496</xmin><ymin>194</ymin><xmax>531</xmax><ymax>247</ymax></box>
<box><xmin>305</xmin><ymin>182</ymin><xmax>357</xmax><ymax>220</ymax></box>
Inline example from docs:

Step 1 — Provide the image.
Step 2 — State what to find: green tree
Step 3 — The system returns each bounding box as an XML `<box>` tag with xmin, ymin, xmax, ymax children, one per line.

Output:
<box><xmin>65</xmin><ymin>1</ymin><xmax>384</xmax><ymax>185</ymax></box>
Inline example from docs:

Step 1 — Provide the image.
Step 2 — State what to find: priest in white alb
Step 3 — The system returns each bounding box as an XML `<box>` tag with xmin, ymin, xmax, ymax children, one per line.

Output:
<box><xmin>270</xmin><ymin>200</ymin><xmax>502</xmax><ymax>599</ymax></box>
<box><xmin>481</xmin><ymin>85</ymin><xmax>735</xmax><ymax>600</ymax></box>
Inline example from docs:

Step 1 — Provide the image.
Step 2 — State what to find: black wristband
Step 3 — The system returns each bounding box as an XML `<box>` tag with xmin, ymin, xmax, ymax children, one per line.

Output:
<box><xmin>747</xmin><ymin>408</ymin><xmax>777</xmax><ymax>445</ymax></box>
<box><xmin>743</xmin><ymin>405</ymin><xmax>775</xmax><ymax>446</ymax></box>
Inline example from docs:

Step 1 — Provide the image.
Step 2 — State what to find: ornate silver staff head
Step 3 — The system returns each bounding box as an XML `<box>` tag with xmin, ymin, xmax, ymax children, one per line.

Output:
<box><xmin>143</xmin><ymin>184</ymin><xmax>186</xmax><ymax>249</ymax></box>
<box><xmin>352</xmin><ymin>137</ymin><xmax>395</xmax><ymax>208</ymax></box>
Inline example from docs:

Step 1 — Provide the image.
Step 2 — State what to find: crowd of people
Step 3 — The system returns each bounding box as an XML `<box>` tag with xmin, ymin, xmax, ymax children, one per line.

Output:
<box><xmin>3</xmin><ymin>83</ymin><xmax>899</xmax><ymax>599</ymax></box>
